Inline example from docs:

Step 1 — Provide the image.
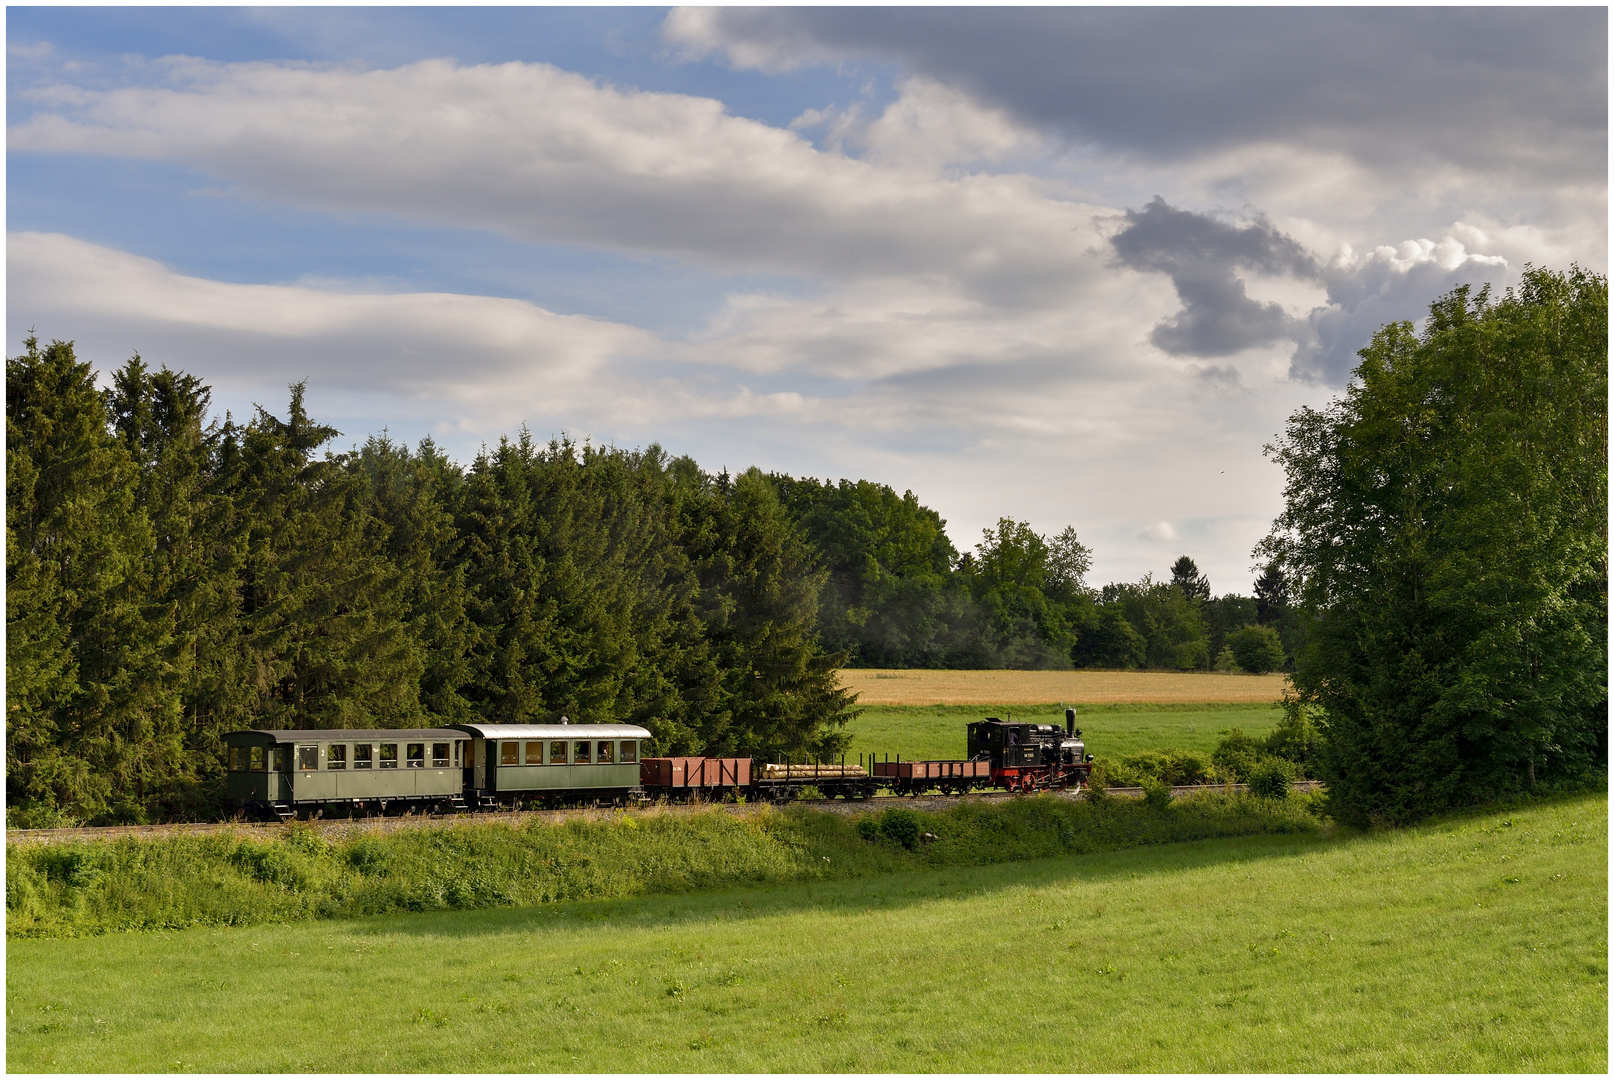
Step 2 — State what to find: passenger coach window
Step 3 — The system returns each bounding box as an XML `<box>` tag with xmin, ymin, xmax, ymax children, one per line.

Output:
<box><xmin>380</xmin><ymin>744</ymin><xmax>398</xmax><ymax>769</ymax></box>
<box><xmin>354</xmin><ymin>744</ymin><xmax>373</xmax><ymax>769</ymax></box>
<box><xmin>249</xmin><ymin>746</ymin><xmax>267</xmax><ymax>771</ymax></box>
<box><xmin>549</xmin><ymin>741</ymin><xmax>568</xmax><ymax>765</ymax></box>
<box><xmin>432</xmin><ymin>743</ymin><xmax>450</xmax><ymax>768</ymax></box>
<box><xmin>499</xmin><ymin>742</ymin><xmax>518</xmax><ymax>767</ymax></box>
<box><xmin>525</xmin><ymin>741</ymin><xmax>543</xmax><ymax>765</ymax></box>
<box><xmin>229</xmin><ymin>746</ymin><xmax>247</xmax><ymax>771</ymax></box>
<box><xmin>573</xmin><ymin>740</ymin><xmax>591</xmax><ymax>764</ymax></box>
<box><xmin>407</xmin><ymin>743</ymin><xmax>425</xmax><ymax>768</ymax></box>
<box><xmin>597</xmin><ymin>741</ymin><xmax>614</xmax><ymax>764</ymax></box>
<box><xmin>297</xmin><ymin>746</ymin><xmax>318</xmax><ymax>770</ymax></box>
<box><xmin>620</xmin><ymin>741</ymin><xmax>637</xmax><ymax>764</ymax></box>
<box><xmin>328</xmin><ymin>745</ymin><xmax>347</xmax><ymax>770</ymax></box>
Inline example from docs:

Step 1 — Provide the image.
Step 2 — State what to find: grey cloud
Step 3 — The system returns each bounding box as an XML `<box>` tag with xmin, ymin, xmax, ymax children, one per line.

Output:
<box><xmin>1110</xmin><ymin>197</ymin><xmax>1317</xmax><ymax>357</ymax></box>
<box><xmin>1189</xmin><ymin>364</ymin><xmax>1244</xmax><ymax>396</ymax></box>
<box><xmin>1291</xmin><ymin>256</ymin><xmax>1508</xmax><ymax>385</ymax></box>
<box><xmin>1107</xmin><ymin>197</ymin><xmax>1515</xmax><ymax>381</ymax></box>
<box><xmin>671</xmin><ymin>8</ymin><xmax>1606</xmax><ymax>185</ymax></box>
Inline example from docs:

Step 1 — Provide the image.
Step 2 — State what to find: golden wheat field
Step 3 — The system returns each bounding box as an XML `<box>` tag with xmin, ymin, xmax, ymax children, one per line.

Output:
<box><xmin>838</xmin><ymin>668</ymin><xmax>1290</xmax><ymax>706</ymax></box>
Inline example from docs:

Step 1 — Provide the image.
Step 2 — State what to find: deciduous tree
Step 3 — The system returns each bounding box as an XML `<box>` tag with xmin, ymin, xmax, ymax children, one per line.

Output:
<box><xmin>1260</xmin><ymin>267</ymin><xmax>1607</xmax><ymax>824</ymax></box>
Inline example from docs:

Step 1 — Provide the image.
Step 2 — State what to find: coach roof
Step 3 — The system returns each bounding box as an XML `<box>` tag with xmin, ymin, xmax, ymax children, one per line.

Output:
<box><xmin>448</xmin><ymin>723</ymin><xmax>654</xmax><ymax>741</ymax></box>
<box><xmin>224</xmin><ymin>729</ymin><xmax>463</xmax><ymax>743</ymax></box>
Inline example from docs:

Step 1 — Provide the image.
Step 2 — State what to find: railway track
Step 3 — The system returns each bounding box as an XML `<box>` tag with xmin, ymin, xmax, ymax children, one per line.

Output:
<box><xmin>5</xmin><ymin>780</ymin><xmax>1324</xmax><ymax>847</ymax></box>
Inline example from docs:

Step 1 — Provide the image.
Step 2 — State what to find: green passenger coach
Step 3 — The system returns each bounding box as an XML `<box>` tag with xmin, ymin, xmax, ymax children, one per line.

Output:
<box><xmin>224</xmin><ymin>728</ymin><xmax>470</xmax><ymax>820</ymax></box>
<box><xmin>448</xmin><ymin>723</ymin><xmax>652</xmax><ymax>808</ymax></box>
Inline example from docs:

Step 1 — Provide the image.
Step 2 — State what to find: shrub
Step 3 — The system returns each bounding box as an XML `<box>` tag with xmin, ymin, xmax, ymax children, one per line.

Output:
<box><xmin>1212</xmin><ymin>729</ymin><xmax>1266</xmax><ymax>781</ymax></box>
<box><xmin>1228</xmin><ymin>624</ymin><xmax>1286</xmax><ymax>674</ymax></box>
<box><xmin>1118</xmin><ymin>748</ymin><xmax>1216</xmax><ymax>787</ymax></box>
<box><xmin>1212</xmin><ymin>646</ymin><xmax>1240</xmax><ymax>672</ymax></box>
<box><xmin>875</xmin><ymin>807</ymin><xmax>922</xmax><ymax>850</ymax></box>
<box><xmin>1248</xmin><ymin>758</ymin><xmax>1296</xmax><ymax>799</ymax></box>
<box><xmin>1084</xmin><ymin>769</ymin><xmax>1110</xmax><ymax>804</ymax></box>
<box><xmin>6</xmin><ymin>803</ymin><xmax>83</xmax><ymax>830</ymax></box>
<box><xmin>1265</xmin><ymin>694</ymin><xmax>1323</xmax><ymax>777</ymax></box>
<box><xmin>1142</xmin><ymin>780</ymin><xmax>1173</xmax><ymax>811</ymax></box>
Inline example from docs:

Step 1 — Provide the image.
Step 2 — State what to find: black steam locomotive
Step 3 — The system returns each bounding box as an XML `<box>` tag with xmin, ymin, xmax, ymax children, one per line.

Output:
<box><xmin>966</xmin><ymin>708</ymin><xmax>1093</xmax><ymax>793</ymax></box>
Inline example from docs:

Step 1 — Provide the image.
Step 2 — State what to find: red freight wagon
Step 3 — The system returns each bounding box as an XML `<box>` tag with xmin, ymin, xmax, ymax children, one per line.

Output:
<box><xmin>871</xmin><ymin>759</ymin><xmax>992</xmax><ymax>795</ymax></box>
<box><xmin>641</xmin><ymin>756</ymin><xmax>751</xmax><ymax>792</ymax></box>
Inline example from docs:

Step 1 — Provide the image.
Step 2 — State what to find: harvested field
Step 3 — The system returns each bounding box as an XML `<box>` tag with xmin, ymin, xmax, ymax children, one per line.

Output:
<box><xmin>839</xmin><ymin>668</ymin><xmax>1289</xmax><ymax>706</ymax></box>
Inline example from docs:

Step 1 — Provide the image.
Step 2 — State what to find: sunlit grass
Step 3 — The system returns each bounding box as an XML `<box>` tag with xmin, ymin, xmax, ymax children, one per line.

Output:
<box><xmin>7</xmin><ymin>793</ymin><xmax>1603</xmax><ymax>1073</ymax></box>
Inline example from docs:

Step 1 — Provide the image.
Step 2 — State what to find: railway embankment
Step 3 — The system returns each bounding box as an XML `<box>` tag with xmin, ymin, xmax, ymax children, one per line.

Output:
<box><xmin>7</xmin><ymin>788</ymin><xmax>1327</xmax><ymax>938</ymax></box>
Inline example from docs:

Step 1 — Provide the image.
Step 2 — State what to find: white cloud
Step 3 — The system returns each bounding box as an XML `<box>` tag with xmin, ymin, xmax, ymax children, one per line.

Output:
<box><xmin>662</xmin><ymin>7</ymin><xmax>831</xmax><ymax>73</ymax></box>
<box><xmin>1139</xmin><ymin>521</ymin><xmax>1179</xmax><ymax>543</ymax></box>
<box><xmin>8</xmin><ymin>229</ymin><xmax>1315</xmax><ymax>590</ymax></box>
<box><xmin>8</xmin><ymin>231</ymin><xmax>654</xmax><ymax>416</ymax></box>
<box><xmin>9</xmin><ymin>37</ymin><xmax>1590</xmax><ymax>594</ymax></box>
<box><xmin>827</xmin><ymin>77</ymin><xmax>1039</xmax><ymax>170</ymax></box>
<box><xmin>1291</xmin><ymin>233</ymin><xmax>1512</xmax><ymax>383</ymax></box>
<box><xmin>10</xmin><ymin>57</ymin><xmax>1102</xmax><ymax>295</ymax></box>
<box><xmin>9</xmin><ymin>40</ymin><xmax>56</xmax><ymax>60</ymax></box>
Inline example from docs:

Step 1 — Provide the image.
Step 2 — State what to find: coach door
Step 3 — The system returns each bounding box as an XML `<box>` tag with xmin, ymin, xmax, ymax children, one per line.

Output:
<box><xmin>270</xmin><ymin>744</ymin><xmax>293</xmax><ymax>803</ymax></box>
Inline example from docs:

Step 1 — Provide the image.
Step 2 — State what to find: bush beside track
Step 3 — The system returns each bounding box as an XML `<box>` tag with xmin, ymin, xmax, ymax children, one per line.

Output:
<box><xmin>6</xmin><ymin>791</ymin><xmax>1325</xmax><ymax>938</ymax></box>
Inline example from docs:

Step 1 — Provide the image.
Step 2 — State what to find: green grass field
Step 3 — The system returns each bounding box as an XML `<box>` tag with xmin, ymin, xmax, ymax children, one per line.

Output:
<box><xmin>843</xmin><ymin>703</ymin><xmax>1284</xmax><ymax>765</ymax></box>
<box><xmin>7</xmin><ymin>792</ymin><xmax>1603</xmax><ymax>1072</ymax></box>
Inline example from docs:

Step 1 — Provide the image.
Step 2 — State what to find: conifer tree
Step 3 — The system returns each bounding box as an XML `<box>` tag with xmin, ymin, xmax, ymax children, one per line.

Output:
<box><xmin>225</xmin><ymin>384</ymin><xmax>424</xmax><ymax>729</ymax></box>
<box><xmin>6</xmin><ymin>337</ymin><xmax>164</xmax><ymax>820</ymax></box>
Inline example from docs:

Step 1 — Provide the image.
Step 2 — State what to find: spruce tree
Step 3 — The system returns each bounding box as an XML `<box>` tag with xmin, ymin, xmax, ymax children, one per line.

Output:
<box><xmin>6</xmin><ymin>337</ymin><xmax>165</xmax><ymax>821</ymax></box>
<box><xmin>225</xmin><ymin>384</ymin><xmax>424</xmax><ymax>729</ymax></box>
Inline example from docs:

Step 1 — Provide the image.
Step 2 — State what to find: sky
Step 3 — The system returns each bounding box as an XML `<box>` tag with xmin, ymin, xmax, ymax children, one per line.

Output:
<box><xmin>7</xmin><ymin>7</ymin><xmax>1607</xmax><ymax>594</ymax></box>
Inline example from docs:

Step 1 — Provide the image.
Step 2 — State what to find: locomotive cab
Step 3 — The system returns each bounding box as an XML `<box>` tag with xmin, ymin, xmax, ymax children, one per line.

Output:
<box><xmin>968</xmin><ymin>718</ymin><xmax>1083</xmax><ymax>769</ymax></box>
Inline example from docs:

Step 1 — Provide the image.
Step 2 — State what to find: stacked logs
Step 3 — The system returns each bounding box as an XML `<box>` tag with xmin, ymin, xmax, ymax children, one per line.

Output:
<box><xmin>759</xmin><ymin>763</ymin><xmax>869</xmax><ymax>779</ymax></box>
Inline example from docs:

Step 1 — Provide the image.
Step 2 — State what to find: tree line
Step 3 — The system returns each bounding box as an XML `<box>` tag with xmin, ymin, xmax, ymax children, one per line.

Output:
<box><xmin>13</xmin><ymin>267</ymin><xmax>1597</xmax><ymax>827</ymax></box>
<box><xmin>7</xmin><ymin>335</ymin><xmax>1285</xmax><ymax>823</ymax></box>
<box><xmin>8</xmin><ymin>343</ymin><xmax>857</xmax><ymax>821</ymax></box>
<box><xmin>776</xmin><ymin>475</ymin><xmax>1297</xmax><ymax>674</ymax></box>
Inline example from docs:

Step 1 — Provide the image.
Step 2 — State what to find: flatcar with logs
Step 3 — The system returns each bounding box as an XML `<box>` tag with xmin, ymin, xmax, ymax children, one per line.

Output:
<box><xmin>223</xmin><ymin>710</ymin><xmax>1093</xmax><ymax>820</ymax></box>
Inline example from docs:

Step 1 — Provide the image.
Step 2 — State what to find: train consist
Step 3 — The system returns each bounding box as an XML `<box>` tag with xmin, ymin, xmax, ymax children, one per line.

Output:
<box><xmin>223</xmin><ymin>711</ymin><xmax>1094</xmax><ymax>820</ymax></box>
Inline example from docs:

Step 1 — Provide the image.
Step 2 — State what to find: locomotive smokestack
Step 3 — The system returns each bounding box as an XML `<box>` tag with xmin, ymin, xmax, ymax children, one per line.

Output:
<box><xmin>1065</xmin><ymin>707</ymin><xmax>1075</xmax><ymax>736</ymax></box>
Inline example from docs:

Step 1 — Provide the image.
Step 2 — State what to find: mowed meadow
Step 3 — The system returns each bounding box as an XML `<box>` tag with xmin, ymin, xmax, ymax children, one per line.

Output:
<box><xmin>7</xmin><ymin>793</ymin><xmax>1604</xmax><ymax>1072</ymax></box>
<box><xmin>837</xmin><ymin>668</ymin><xmax>1289</xmax><ymax>764</ymax></box>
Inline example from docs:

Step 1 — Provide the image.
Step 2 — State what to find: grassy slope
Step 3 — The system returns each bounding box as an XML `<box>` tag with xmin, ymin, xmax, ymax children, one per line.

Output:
<box><xmin>7</xmin><ymin>796</ymin><xmax>1317</xmax><ymax>937</ymax></box>
<box><xmin>7</xmin><ymin>793</ymin><xmax>1604</xmax><ymax>1073</ymax></box>
<box><xmin>843</xmin><ymin>703</ymin><xmax>1284</xmax><ymax>764</ymax></box>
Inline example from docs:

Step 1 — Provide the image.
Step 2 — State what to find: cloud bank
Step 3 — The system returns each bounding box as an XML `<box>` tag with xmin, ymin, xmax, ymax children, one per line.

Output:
<box><xmin>666</xmin><ymin>7</ymin><xmax>1606</xmax><ymax>188</ymax></box>
<box><xmin>7</xmin><ymin>11</ymin><xmax>1601</xmax><ymax>591</ymax></box>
